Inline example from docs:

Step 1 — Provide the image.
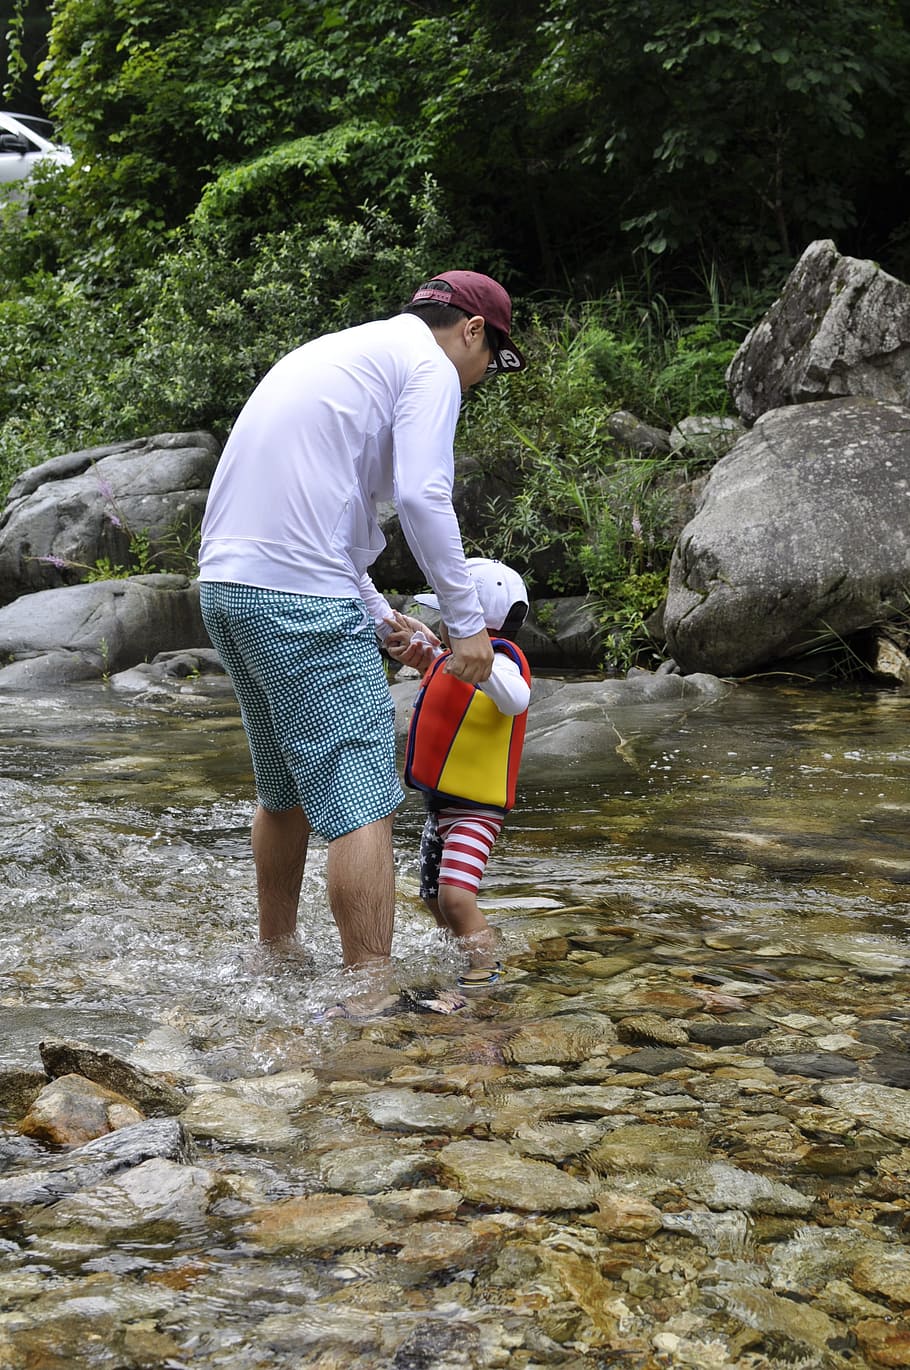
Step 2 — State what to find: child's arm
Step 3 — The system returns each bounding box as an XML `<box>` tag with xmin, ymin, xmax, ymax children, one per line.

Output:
<box><xmin>476</xmin><ymin>653</ymin><xmax>530</xmax><ymax>715</ymax></box>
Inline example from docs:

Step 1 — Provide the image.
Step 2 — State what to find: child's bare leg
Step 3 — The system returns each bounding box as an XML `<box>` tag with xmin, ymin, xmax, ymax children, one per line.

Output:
<box><xmin>437</xmin><ymin>884</ymin><xmax>498</xmax><ymax>969</ymax></box>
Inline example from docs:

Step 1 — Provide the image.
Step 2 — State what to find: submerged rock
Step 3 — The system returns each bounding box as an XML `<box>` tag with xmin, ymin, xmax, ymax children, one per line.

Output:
<box><xmin>0</xmin><ymin>1118</ymin><xmax>194</xmax><ymax>1209</ymax></box>
<box><xmin>26</xmin><ymin>1156</ymin><xmax>220</xmax><ymax>1234</ymax></box>
<box><xmin>438</xmin><ymin>1139</ymin><xmax>594</xmax><ymax>1212</ymax></box>
<box><xmin>718</xmin><ymin>1283</ymin><xmax>841</xmax><ymax>1357</ymax></box>
<box><xmin>819</xmin><ymin>1082</ymin><xmax>910</xmax><ymax>1142</ymax></box>
<box><xmin>351</xmin><ymin>1087</ymin><xmax>483</xmax><ymax>1135</ymax></box>
<box><xmin>246</xmin><ymin>1193</ymin><xmax>397</xmax><ymax>1254</ymax></box>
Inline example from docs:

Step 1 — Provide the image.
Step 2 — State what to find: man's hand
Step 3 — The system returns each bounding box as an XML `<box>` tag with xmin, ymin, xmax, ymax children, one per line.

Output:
<box><xmin>446</xmin><ymin>628</ymin><xmax>494</xmax><ymax>683</ymax></box>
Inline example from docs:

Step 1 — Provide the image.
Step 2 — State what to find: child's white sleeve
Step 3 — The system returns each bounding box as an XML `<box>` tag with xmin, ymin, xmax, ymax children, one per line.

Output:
<box><xmin>476</xmin><ymin>653</ymin><xmax>531</xmax><ymax>716</ymax></box>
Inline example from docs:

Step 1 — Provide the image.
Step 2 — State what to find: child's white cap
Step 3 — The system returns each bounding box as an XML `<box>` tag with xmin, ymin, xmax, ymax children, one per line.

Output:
<box><xmin>414</xmin><ymin>557</ymin><xmax>529</xmax><ymax>633</ymax></box>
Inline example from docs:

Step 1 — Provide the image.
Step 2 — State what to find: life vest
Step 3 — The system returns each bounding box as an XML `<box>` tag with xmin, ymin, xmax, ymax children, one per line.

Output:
<box><xmin>404</xmin><ymin>639</ymin><xmax>531</xmax><ymax>812</ymax></box>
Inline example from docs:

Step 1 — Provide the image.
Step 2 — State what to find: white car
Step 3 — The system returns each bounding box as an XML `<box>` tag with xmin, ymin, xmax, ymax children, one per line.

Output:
<box><xmin>0</xmin><ymin>111</ymin><xmax>73</xmax><ymax>185</ymax></box>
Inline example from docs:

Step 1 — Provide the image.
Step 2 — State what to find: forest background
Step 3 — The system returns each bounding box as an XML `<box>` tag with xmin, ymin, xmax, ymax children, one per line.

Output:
<box><xmin>3</xmin><ymin>0</ymin><xmax>910</xmax><ymax>665</ymax></box>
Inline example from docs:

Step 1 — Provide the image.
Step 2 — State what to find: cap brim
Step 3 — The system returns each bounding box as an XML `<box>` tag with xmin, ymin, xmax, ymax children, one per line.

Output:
<box><xmin>413</xmin><ymin>593</ymin><xmax>441</xmax><ymax>612</ymax></box>
<box><xmin>489</xmin><ymin>337</ymin><xmax>526</xmax><ymax>373</ymax></box>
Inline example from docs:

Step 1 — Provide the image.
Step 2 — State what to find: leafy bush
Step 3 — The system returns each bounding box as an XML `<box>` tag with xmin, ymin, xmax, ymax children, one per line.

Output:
<box><xmin>456</xmin><ymin>285</ymin><xmax>754</xmax><ymax>617</ymax></box>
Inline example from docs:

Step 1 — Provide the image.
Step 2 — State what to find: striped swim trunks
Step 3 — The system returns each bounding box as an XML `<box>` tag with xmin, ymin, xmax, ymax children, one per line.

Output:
<box><xmin>199</xmin><ymin>581</ymin><xmax>403</xmax><ymax>840</ymax></box>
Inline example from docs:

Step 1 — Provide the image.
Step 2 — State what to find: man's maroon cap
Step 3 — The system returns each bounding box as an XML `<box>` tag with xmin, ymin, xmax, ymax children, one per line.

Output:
<box><xmin>408</xmin><ymin>270</ymin><xmax>526</xmax><ymax>372</ymax></box>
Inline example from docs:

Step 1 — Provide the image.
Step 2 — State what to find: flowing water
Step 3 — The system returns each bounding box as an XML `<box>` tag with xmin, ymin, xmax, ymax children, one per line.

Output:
<box><xmin>1</xmin><ymin>680</ymin><xmax>909</xmax><ymax>1369</ymax></box>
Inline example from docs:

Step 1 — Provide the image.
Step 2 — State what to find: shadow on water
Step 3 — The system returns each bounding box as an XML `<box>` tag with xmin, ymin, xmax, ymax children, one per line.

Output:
<box><xmin>1</xmin><ymin>680</ymin><xmax>910</xmax><ymax>1367</ymax></box>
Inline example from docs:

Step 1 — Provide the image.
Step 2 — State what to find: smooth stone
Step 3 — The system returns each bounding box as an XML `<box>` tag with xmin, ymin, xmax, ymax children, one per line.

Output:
<box><xmin>0</xmin><ymin>1119</ymin><xmax>194</xmax><ymax>1208</ymax></box>
<box><xmin>38</xmin><ymin>1039</ymin><xmax>188</xmax><ymax>1115</ymax></box>
<box><xmin>765</xmin><ymin>1053</ymin><xmax>859</xmax><ymax>1079</ymax></box>
<box><xmin>369</xmin><ymin>1188</ymin><xmax>463</xmax><ymax>1221</ymax></box>
<box><xmin>852</xmin><ymin>1249</ymin><xmax>910</xmax><ymax>1306</ymax></box>
<box><xmin>864</xmin><ymin>1052</ymin><xmax>910</xmax><ymax>1089</ymax></box>
<box><xmin>437</xmin><ymin>1139</ymin><xmax>593</xmax><ymax>1212</ymax></box>
<box><xmin>616</xmin><ymin>1014</ymin><xmax>689</xmax><ymax>1046</ymax></box>
<box><xmin>178</xmin><ymin>1090</ymin><xmax>297</xmax><ymax>1148</ymax></box>
<box><xmin>0</xmin><ymin>1069</ymin><xmax>46</xmax><ymax>1117</ymax></box>
<box><xmin>767</xmin><ymin>1225</ymin><xmax>878</xmax><ymax>1293</ymax></box>
<box><xmin>510</xmin><ymin>1120</ymin><xmax>606</xmax><ymax>1161</ymax></box>
<box><xmin>26</xmin><ymin>1156</ymin><xmax>219</xmax><ymax>1233</ymax></box>
<box><xmin>855</xmin><ymin>1021</ymin><xmax>910</xmax><ymax>1051</ymax></box>
<box><xmin>394</xmin><ymin>1218</ymin><xmax>498</xmax><ymax>1272</ymax></box>
<box><xmin>228</xmin><ymin>1070</ymin><xmax>319</xmax><ymax>1110</ymax></box>
<box><xmin>485</xmin><ymin>1085</ymin><xmax>637</xmax><ymax>1135</ymax></box>
<box><xmin>504</xmin><ymin>1014</ymin><xmax>617</xmax><ymax>1064</ymax></box>
<box><xmin>586</xmin><ymin>1124</ymin><xmax>710</xmax><ymax>1174</ymax></box>
<box><xmin>721</xmin><ymin>1284</ymin><xmax>840</xmax><ymax>1353</ymax></box>
<box><xmin>611</xmin><ymin>1048</ymin><xmax>693</xmax><ymax>1075</ymax></box>
<box><xmin>351</xmin><ymin>1088</ymin><xmax>482</xmax><ymax>1135</ymax></box>
<box><xmin>246</xmin><ymin>1194</ymin><xmax>396</xmax><ymax>1253</ymax></box>
<box><xmin>680</xmin><ymin>1160</ymin><xmax>812</xmax><ymax>1215</ymax></box>
<box><xmin>854</xmin><ymin>1317</ymin><xmax>910</xmax><ymax>1367</ymax></box>
<box><xmin>18</xmin><ymin>1074</ymin><xmax>145</xmax><ymax>1147</ymax></box>
<box><xmin>317</xmin><ymin>1144</ymin><xmax>434</xmax><ymax>1194</ymax></box>
<box><xmin>686</xmin><ymin>1022</ymin><xmax>770</xmax><ymax>1048</ymax></box>
<box><xmin>819</xmin><ymin>1083</ymin><xmax>910</xmax><ymax>1141</ymax></box>
<box><xmin>584</xmin><ymin>1192</ymin><xmax>662</xmax><ymax>1239</ymax></box>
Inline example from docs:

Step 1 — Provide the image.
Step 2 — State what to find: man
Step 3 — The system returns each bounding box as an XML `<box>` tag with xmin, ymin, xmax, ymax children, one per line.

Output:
<box><xmin>197</xmin><ymin>269</ymin><xmax>526</xmax><ymax>987</ymax></box>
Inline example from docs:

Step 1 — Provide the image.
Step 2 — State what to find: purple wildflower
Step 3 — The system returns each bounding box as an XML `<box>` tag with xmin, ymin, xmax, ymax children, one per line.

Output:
<box><xmin>96</xmin><ymin>476</ymin><xmax>115</xmax><ymax>502</ymax></box>
<box><xmin>39</xmin><ymin>555</ymin><xmax>69</xmax><ymax>569</ymax></box>
<box><xmin>631</xmin><ymin>512</ymin><xmax>643</xmax><ymax>540</ymax></box>
<box><xmin>107</xmin><ymin>512</ymin><xmax>123</xmax><ymax>529</ymax></box>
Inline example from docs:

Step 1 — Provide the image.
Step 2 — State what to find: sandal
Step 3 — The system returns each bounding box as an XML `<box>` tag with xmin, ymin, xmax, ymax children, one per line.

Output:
<box><xmin>316</xmin><ymin>985</ymin><xmax>467</xmax><ymax>1021</ymax></box>
<box><xmin>457</xmin><ymin>963</ymin><xmax>503</xmax><ymax>988</ymax></box>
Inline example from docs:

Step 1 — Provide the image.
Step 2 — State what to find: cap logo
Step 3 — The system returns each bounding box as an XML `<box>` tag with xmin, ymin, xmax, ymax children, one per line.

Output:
<box><xmin>497</xmin><ymin>348</ymin><xmax>523</xmax><ymax>371</ymax></box>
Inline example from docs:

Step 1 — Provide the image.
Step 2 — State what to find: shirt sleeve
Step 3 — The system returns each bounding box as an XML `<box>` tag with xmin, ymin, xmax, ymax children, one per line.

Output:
<box><xmin>391</xmin><ymin>355</ymin><xmax>486</xmax><ymax>640</ymax></box>
<box><xmin>476</xmin><ymin>652</ymin><xmax>531</xmax><ymax>716</ymax></box>
<box><xmin>359</xmin><ymin>574</ymin><xmax>394</xmax><ymax>638</ymax></box>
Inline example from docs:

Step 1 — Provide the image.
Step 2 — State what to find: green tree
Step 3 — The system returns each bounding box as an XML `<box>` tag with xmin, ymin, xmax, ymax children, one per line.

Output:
<box><xmin>1</xmin><ymin>0</ymin><xmax>52</xmax><ymax>110</ymax></box>
<box><xmin>534</xmin><ymin>0</ymin><xmax>910</xmax><ymax>277</ymax></box>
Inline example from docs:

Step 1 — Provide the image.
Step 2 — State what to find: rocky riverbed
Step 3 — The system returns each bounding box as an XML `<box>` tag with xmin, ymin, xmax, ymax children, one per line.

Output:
<box><xmin>4</xmin><ymin>908</ymin><xmax>910</xmax><ymax>1368</ymax></box>
<box><xmin>1</xmin><ymin>681</ymin><xmax>909</xmax><ymax>1367</ymax></box>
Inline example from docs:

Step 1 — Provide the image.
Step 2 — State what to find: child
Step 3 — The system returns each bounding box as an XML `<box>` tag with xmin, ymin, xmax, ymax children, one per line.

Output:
<box><xmin>388</xmin><ymin>558</ymin><xmax>531</xmax><ymax>987</ymax></box>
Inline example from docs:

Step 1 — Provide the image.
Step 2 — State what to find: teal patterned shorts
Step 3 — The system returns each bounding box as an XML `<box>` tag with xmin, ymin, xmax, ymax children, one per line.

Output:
<box><xmin>199</xmin><ymin>581</ymin><xmax>403</xmax><ymax>840</ymax></box>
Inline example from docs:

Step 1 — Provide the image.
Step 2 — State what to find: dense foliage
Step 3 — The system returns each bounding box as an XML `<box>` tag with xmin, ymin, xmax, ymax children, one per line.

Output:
<box><xmin>3</xmin><ymin>1</ymin><xmax>910</xmax><ymax>662</ymax></box>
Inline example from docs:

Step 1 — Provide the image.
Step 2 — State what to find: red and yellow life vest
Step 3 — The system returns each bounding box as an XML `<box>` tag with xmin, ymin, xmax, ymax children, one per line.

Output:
<box><xmin>404</xmin><ymin>639</ymin><xmax>531</xmax><ymax>812</ymax></box>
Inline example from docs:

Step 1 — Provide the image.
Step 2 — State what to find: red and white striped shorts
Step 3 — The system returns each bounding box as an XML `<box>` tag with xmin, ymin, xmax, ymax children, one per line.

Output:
<box><xmin>418</xmin><ymin>804</ymin><xmax>504</xmax><ymax>897</ymax></box>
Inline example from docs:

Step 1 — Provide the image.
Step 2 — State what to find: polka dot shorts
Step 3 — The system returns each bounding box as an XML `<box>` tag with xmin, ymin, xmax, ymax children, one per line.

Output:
<box><xmin>200</xmin><ymin>581</ymin><xmax>403</xmax><ymax>840</ymax></box>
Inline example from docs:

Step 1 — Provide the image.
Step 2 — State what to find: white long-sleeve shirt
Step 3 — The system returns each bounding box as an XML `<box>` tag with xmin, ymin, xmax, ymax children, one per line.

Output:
<box><xmin>417</xmin><ymin>635</ymin><xmax>531</xmax><ymax>715</ymax></box>
<box><xmin>198</xmin><ymin>312</ymin><xmax>486</xmax><ymax>639</ymax></box>
<box><xmin>477</xmin><ymin>651</ymin><xmax>531</xmax><ymax>715</ymax></box>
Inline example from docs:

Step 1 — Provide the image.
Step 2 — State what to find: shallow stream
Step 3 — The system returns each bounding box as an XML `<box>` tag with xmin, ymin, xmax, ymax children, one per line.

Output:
<box><xmin>1</xmin><ymin>680</ymin><xmax>909</xmax><ymax>1368</ymax></box>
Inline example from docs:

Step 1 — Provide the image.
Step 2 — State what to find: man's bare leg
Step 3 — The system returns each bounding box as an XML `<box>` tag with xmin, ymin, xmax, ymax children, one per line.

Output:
<box><xmin>252</xmin><ymin>803</ymin><xmax>310</xmax><ymax>943</ymax></box>
<box><xmin>326</xmin><ymin>814</ymin><xmax>395</xmax><ymax>968</ymax></box>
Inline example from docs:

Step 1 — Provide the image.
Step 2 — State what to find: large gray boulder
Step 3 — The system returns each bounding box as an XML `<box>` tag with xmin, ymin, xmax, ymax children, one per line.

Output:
<box><xmin>0</xmin><ymin>574</ymin><xmax>205</xmax><ymax>689</ymax></box>
<box><xmin>727</xmin><ymin>240</ymin><xmax>910</xmax><ymax>425</ymax></box>
<box><xmin>663</xmin><ymin>397</ymin><xmax>910</xmax><ymax>677</ymax></box>
<box><xmin>0</xmin><ymin>431</ymin><xmax>220</xmax><ymax>606</ymax></box>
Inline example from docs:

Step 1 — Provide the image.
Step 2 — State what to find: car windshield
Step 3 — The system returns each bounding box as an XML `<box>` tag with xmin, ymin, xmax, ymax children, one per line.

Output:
<box><xmin>5</xmin><ymin>113</ymin><xmax>55</xmax><ymax>140</ymax></box>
